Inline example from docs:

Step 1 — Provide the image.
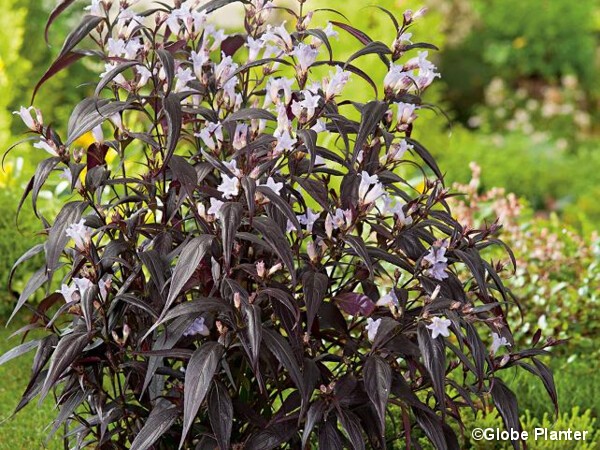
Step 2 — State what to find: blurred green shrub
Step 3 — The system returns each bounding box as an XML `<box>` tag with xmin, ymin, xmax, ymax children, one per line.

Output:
<box><xmin>438</xmin><ymin>0</ymin><xmax>596</xmax><ymax>120</ymax></box>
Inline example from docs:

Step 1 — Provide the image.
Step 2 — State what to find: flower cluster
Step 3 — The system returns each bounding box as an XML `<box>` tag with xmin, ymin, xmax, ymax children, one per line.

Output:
<box><xmin>5</xmin><ymin>1</ymin><xmax>558</xmax><ymax>448</ymax></box>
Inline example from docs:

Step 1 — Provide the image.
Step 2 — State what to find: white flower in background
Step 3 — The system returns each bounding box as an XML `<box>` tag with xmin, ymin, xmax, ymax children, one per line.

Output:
<box><xmin>91</xmin><ymin>124</ymin><xmax>104</xmax><ymax>144</ymax></box>
<box><xmin>191</xmin><ymin>49</ymin><xmax>210</xmax><ymax>80</ymax></box>
<box><xmin>381</xmin><ymin>195</ymin><xmax>413</xmax><ymax>226</ymax></box>
<box><xmin>33</xmin><ymin>138</ymin><xmax>58</xmax><ymax>157</ymax></box>
<box><xmin>223</xmin><ymin>159</ymin><xmax>241</xmax><ymax>177</ymax></box>
<box><xmin>66</xmin><ymin>218</ymin><xmax>92</xmax><ymax>251</ymax></box>
<box><xmin>384</xmin><ymin>64</ymin><xmax>412</xmax><ymax>93</ymax></box>
<box><xmin>377</xmin><ymin>289</ymin><xmax>399</xmax><ymax>307</ymax></box>
<box><xmin>293</xmin><ymin>43</ymin><xmax>319</xmax><ymax>74</ymax></box>
<box><xmin>233</xmin><ymin>123</ymin><xmax>248</xmax><ymax>150</ymax></box>
<box><xmin>174</xmin><ymin>67</ymin><xmax>195</xmax><ymax>92</ymax></box>
<box><xmin>291</xmin><ymin>90</ymin><xmax>321</xmax><ymax>121</ymax></box>
<box><xmin>221</xmin><ymin>77</ymin><xmax>239</xmax><ymax>105</ymax></box>
<box><xmin>246</xmin><ymin>36</ymin><xmax>263</xmax><ymax>62</ymax></box>
<box><xmin>107</xmin><ymin>38</ymin><xmax>126</xmax><ymax>57</ymax></box>
<box><xmin>423</xmin><ymin>243</ymin><xmax>449</xmax><ymax>280</ymax></box>
<box><xmin>323</xmin><ymin>22</ymin><xmax>338</xmax><ymax>39</ymax></box>
<box><xmin>13</xmin><ymin>106</ymin><xmax>42</xmax><ymax>130</ymax></box>
<box><xmin>325</xmin><ymin>208</ymin><xmax>351</xmax><ymax>237</ymax></box>
<box><xmin>385</xmin><ymin>139</ymin><xmax>413</xmax><ymax>162</ymax></box>
<box><xmin>207</xmin><ymin>197</ymin><xmax>224</xmax><ymax>216</ymax></box>
<box><xmin>124</xmin><ymin>38</ymin><xmax>142</xmax><ymax>59</ymax></box>
<box><xmin>395</xmin><ymin>102</ymin><xmax>418</xmax><ymax>129</ymax></box>
<box><xmin>426</xmin><ymin>316</ymin><xmax>451</xmax><ymax>339</ymax></box>
<box><xmin>195</xmin><ymin>121</ymin><xmax>223</xmax><ymax>151</ymax></box>
<box><xmin>136</xmin><ymin>66</ymin><xmax>153</xmax><ymax>88</ymax></box>
<box><xmin>311</xmin><ymin>119</ymin><xmax>327</xmax><ymax>133</ymax></box>
<box><xmin>183</xmin><ymin>316</ymin><xmax>210</xmax><ymax>337</ymax></box>
<box><xmin>297</xmin><ymin>208</ymin><xmax>320</xmax><ymax>233</ymax></box>
<box><xmin>85</xmin><ymin>0</ymin><xmax>104</xmax><ymax>17</ymax></box>
<box><xmin>99</xmin><ymin>276</ymin><xmax>112</xmax><ymax>301</ymax></box>
<box><xmin>265</xmin><ymin>77</ymin><xmax>294</xmax><ymax>106</ymax></box>
<box><xmin>366</xmin><ymin>317</ymin><xmax>382</xmax><ymax>342</ymax></box>
<box><xmin>323</xmin><ymin>66</ymin><xmax>350</xmax><ymax>99</ymax></box>
<box><xmin>214</xmin><ymin>54</ymin><xmax>238</xmax><ymax>86</ymax></box>
<box><xmin>100</xmin><ymin>63</ymin><xmax>126</xmax><ymax>84</ymax></box>
<box><xmin>218</xmin><ymin>175</ymin><xmax>240</xmax><ymax>199</ymax></box>
<box><xmin>73</xmin><ymin>277</ymin><xmax>94</xmax><ymax>298</ymax></box>
<box><xmin>537</xmin><ymin>314</ymin><xmax>548</xmax><ymax>330</ymax></box>
<box><xmin>358</xmin><ymin>171</ymin><xmax>386</xmax><ymax>205</ymax></box>
<box><xmin>491</xmin><ymin>332</ymin><xmax>510</xmax><ymax>354</ymax></box>
<box><xmin>116</xmin><ymin>8</ymin><xmax>143</xmax><ymax>38</ymax></box>
<box><xmin>260</xmin><ymin>177</ymin><xmax>283</xmax><ymax>195</ymax></box>
<box><xmin>273</xmin><ymin>129</ymin><xmax>297</xmax><ymax>154</ymax></box>
<box><xmin>207</xmin><ymin>27</ymin><xmax>227</xmax><ymax>51</ymax></box>
<box><xmin>60</xmin><ymin>284</ymin><xmax>79</xmax><ymax>303</ymax></box>
<box><xmin>263</xmin><ymin>23</ymin><xmax>293</xmax><ymax>52</ymax></box>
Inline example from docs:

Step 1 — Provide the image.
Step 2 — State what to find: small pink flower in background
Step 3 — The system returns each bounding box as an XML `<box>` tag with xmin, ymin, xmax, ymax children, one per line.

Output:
<box><xmin>426</xmin><ymin>316</ymin><xmax>452</xmax><ymax>339</ymax></box>
<box><xmin>66</xmin><ymin>219</ymin><xmax>92</xmax><ymax>251</ymax></box>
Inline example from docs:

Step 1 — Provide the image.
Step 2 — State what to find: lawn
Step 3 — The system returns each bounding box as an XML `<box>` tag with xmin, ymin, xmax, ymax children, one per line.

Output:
<box><xmin>0</xmin><ymin>324</ymin><xmax>59</xmax><ymax>449</ymax></box>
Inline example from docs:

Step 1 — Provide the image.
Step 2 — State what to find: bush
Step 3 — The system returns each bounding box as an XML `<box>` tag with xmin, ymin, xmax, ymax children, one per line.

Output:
<box><xmin>448</xmin><ymin>165</ymin><xmax>600</xmax><ymax>352</ymax></box>
<box><xmin>3</xmin><ymin>1</ymin><xmax>557</xmax><ymax>448</ymax></box>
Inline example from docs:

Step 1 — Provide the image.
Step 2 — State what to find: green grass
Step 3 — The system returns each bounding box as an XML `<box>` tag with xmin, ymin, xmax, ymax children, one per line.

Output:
<box><xmin>0</xmin><ymin>323</ymin><xmax>59</xmax><ymax>449</ymax></box>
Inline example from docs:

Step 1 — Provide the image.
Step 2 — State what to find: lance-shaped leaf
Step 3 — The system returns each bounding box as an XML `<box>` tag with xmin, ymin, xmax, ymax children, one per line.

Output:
<box><xmin>302</xmin><ymin>400</ymin><xmax>325</xmax><ymax>449</ymax></box>
<box><xmin>302</xmin><ymin>271</ymin><xmax>328</xmax><ymax>333</ymax></box>
<box><xmin>208</xmin><ymin>381</ymin><xmax>233</xmax><ymax>450</ymax></box>
<box><xmin>491</xmin><ymin>379</ymin><xmax>523</xmax><ymax>450</ymax></box>
<box><xmin>0</xmin><ymin>340</ymin><xmax>40</xmax><ymax>366</ymax></box>
<box><xmin>131</xmin><ymin>400</ymin><xmax>180</xmax><ymax>450</ymax></box>
<box><xmin>223</xmin><ymin>107</ymin><xmax>276</xmax><ymax>123</ymax></box>
<box><xmin>164</xmin><ymin>235</ymin><xmax>214</xmax><ymax>316</ymax></box>
<box><xmin>7</xmin><ymin>267</ymin><xmax>47</xmax><ymax>325</ymax></box>
<box><xmin>180</xmin><ymin>342</ymin><xmax>224</xmax><ymax>448</ymax></box>
<box><xmin>345</xmin><ymin>41</ymin><xmax>391</xmax><ymax>67</ymax></box>
<box><xmin>352</xmin><ymin>101</ymin><xmax>388</xmax><ymax>165</ymax></box>
<box><xmin>256</xmin><ymin>185</ymin><xmax>301</xmax><ymax>231</ymax></box>
<box><xmin>162</xmin><ymin>93</ymin><xmax>182</xmax><ymax>164</ymax></box>
<box><xmin>252</xmin><ymin>217</ymin><xmax>297</xmax><ymax>285</ymax></box>
<box><xmin>156</xmin><ymin>49</ymin><xmax>175</xmax><ymax>91</ymax></box>
<box><xmin>218</xmin><ymin>202</ymin><xmax>243</xmax><ymax>270</ymax></box>
<box><xmin>363</xmin><ymin>355</ymin><xmax>391</xmax><ymax>439</ymax></box>
<box><xmin>241</xmin><ymin>303</ymin><xmax>262</xmax><ymax>372</ymax></box>
<box><xmin>262</xmin><ymin>328</ymin><xmax>305</xmax><ymax>398</ymax></box>
<box><xmin>66</xmin><ymin>98</ymin><xmax>130</xmax><ymax>145</ymax></box>
<box><xmin>198</xmin><ymin>0</ymin><xmax>250</xmax><ymax>13</ymax></box>
<box><xmin>40</xmin><ymin>332</ymin><xmax>90</xmax><ymax>403</ymax></box>
<box><xmin>45</xmin><ymin>0</ymin><xmax>77</xmax><ymax>43</ymax></box>
<box><xmin>344</xmin><ymin>234</ymin><xmax>375</xmax><ymax>278</ymax></box>
<box><xmin>337</xmin><ymin>408</ymin><xmax>365</xmax><ymax>450</ymax></box>
<box><xmin>417</xmin><ymin>323</ymin><xmax>446</xmax><ymax>408</ymax></box>
<box><xmin>296</xmin><ymin>129</ymin><xmax>318</xmax><ymax>174</ymax></box>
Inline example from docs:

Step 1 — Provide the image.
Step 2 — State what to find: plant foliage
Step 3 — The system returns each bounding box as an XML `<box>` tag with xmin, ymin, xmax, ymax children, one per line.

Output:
<box><xmin>4</xmin><ymin>0</ymin><xmax>559</xmax><ymax>448</ymax></box>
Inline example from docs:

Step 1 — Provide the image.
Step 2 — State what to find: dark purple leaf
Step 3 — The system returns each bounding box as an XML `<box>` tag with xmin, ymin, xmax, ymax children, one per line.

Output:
<box><xmin>180</xmin><ymin>342</ymin><xmax>224</xmax><ymax>447</ymax></box>
<box><xmin>302</xmin><ymin>271</ymin><xmax>328</xmax><ymax>333</ymax></box>
<box><xmin>417</xmin><ymin>322</ymin><xmax>446</xmax><ymax>407</ymax></box>
<box><xmin>334</xmin><ymin>292</ymin><xmax>375</xmax><ymax>317</ymax></box>
<box><xmin>490</xmin><ymin>379</ymin><xmax>523</xmax><ymax>450</ymax></box>
<box><xmin>131</xmin><ymin>400</ymin><xmax>179</xmax><ymax>450</ymax></box>
<box><xmin>66</xmin><ymin>98</ymin><xmax>130</xmax><ymax>145</ymax></box>
<box><xmin>218</xmin><ymin>202</ymin><xmax>243</xmax><ymax>270</ymax></box>
<box><xmin>252</xmin><ymin>217</ymin><xmax>296</xmax><ymax>285</ymax></box>
<box><xmin>363</xmin><ymin>355</ymin><xmax>391</xmax><ymax>439</ymax></box>
<box><xmin>337</xmin><ymin>408</ymin><xmax>365</xmax><ymax>450</ymax></box>
<box><xmin>208</xmin><ymin>381</ymin><xmax>233</xmax><ymax>450</ymax></box>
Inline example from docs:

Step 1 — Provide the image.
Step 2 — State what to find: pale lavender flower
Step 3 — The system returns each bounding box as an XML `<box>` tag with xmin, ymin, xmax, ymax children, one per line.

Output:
<box><xmin>246</xmin><ymin>36</ymin><xmax>264</xmax><ymax>62</ymax></box>
<box><xmin>377</xmin><ymin>289</ymin><xmax>399</xmax><ymax>307</ymax></box>
<box><xmin>85</xmin><ymin>0</ymin><xmax>104</xmax><ymax>17</ymax></box>
<box><xmin>366</xmin><ymin>317</ymin><xmax>382</xmax><ymax>342</ymax></box>
<box><xmin>191</xmin><ymin>49</ymin><xmax>210</xmax><ymax>80</ymax></box>
<box><xmin>73</xmin><ymin>277</ymin><xmax>94</xmax><ymax>298</ymax></box>
<box><xmin>60</xmin><ymin>284</ymin><xmax>79</xmax><ymax>303</ymax></box>
<box><xmin>263</xmin><ymin>23</ymin><xmax>293</xmax><ymax>52</ymax></box>
<box><xmin>491</xmin><ymin>332</ymin><xmax>510</xmax><ymax>354</ymax></box>
<box><xmin>33</xmin><ymin>139</ymin><xmax>58</xmax><ymax>156</ymax></box>
<box><xmin>233</xmin><ymin>123</ymin><xmax>248</xmax><ymax>150</ymax></box>
<box><xmin>323</xmin><ymin>66</ymin><xmax>350</xmax><ymax>99</ymax></box>
<box><xmin>426</xmin><ymin>316</ymin><xmax>451</xmax><ymax>339</ymax></box>
<box><xmin>424</xmin><ymin>243</ymin><xmax>449</xmax><ymax>281</ymax></box>
<box><xmin>395</xmin><ymin>102</ymin><xmax>418</xmax><ymax>129</ymax></box>
<box><xmin>260</xmin><ymin>177</ymin><xmax>283</xmax><ymax>195</ymax></box>
<box><xmin>107</xmin><ymin>38</ymin><xmax>126</xmax><ymax>57</ymax></box>
<box><xmin>358</xmin><ymin>171</ymin><xmax>386</xmax><ymax>205</ymax></box>
<box><xmin>195</xmin><ymin>122</ymin><xmax>223</xmax><ymax>151</ymax></box>
<box><xmin>207</xmin><ymin>197</ymin><xmax>224</xmax><ymax>216</ymax></box>
<box><xmin>214</xmin><ymin>54</ymin><xmax>238</xmax><ymax>86</ymax></box>
<box><xmin>297</xmin><ymin>208</ymin><xmax>320</xmax><ymax>233</ymax></box>
<box><xmin>13</xmin><ymin>106</ymin><xmax>42</xmax><ymax>130</ymax></box>
<box><xmin>183</xmin><ymin>317</ymin><xmax>210</xmax><ymax>337</ymax></box>
<box><xmin>265</xmin><ymin>77</ymin><xmax>294</xmax><ymax>106</ymax></box>
<box><xmin>66</xmin><ymin>218</ymin><xmax>92</xmax><ymax>251</ymax></box>
<box><xmin>174</xmin><ymin>67</ymin><xmax>195</xmax><ymax>92</ymax></box>
<box><xmin>291</xmin><ymin>90</ymin><xmax>321</xmax><ymax>121</ymax></box>
<box><xmin>273</xmin><ymin>129</ymin><xmax>297</xmax><ymax>154</ymax></box>
<box><xmin>136</xmin><ymin>66</ymin><xmax>153</xmax><ymax>88</ymax></box>
<box><xmin>218</xmin><ymin>175</ymin><xmax>240</xmax><ymax>199</ymax></box>
<box><xmin>293</xmin><ymin>43</ymin><xmax>319</xmax><ymax>73</ymax></box>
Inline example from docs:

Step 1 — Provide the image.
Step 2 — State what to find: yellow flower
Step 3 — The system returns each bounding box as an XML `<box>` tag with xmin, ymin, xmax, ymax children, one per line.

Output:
<box><xmin>513</xmin><ymin>37</ymin><xmax>527</xmax><ymax>49</ymax></box>
<box><xmin>72</xmin><ymin>131</ymin><xmax>96</xmax><ymax>148</ymax></box>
